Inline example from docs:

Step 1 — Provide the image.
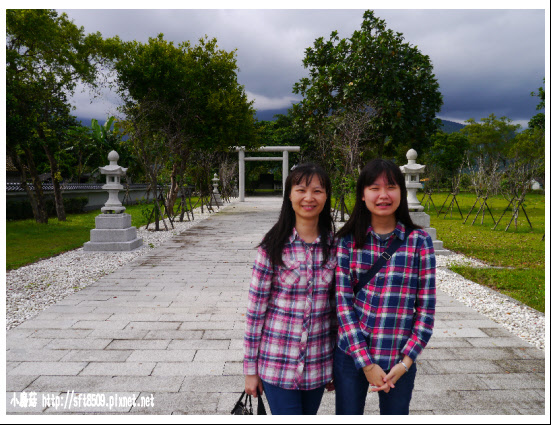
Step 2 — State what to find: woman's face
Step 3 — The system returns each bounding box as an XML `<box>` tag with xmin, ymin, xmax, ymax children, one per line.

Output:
<box><xmin>362</xmin><ymin>174</ymin><xmax>401</xmax><ymax>220</ymax></box>
<box><xmin>289</xmin><ymin>174</ymin><xmax>327</xmax><ymax>222</ymax></box>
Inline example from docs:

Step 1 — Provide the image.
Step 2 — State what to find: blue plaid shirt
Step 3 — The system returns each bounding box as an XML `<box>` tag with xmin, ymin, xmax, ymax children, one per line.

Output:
<box><xmin>336</xmin><ymin>221</ymin><xmax>436</xmax><ymax>371</ymax></box>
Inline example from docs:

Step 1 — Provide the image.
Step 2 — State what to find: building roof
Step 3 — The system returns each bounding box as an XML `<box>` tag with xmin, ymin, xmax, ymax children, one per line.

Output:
<box><xmin>6</xmin><ymin>183</ymin><xmax>151</xmax><ymax>192</ymax></box>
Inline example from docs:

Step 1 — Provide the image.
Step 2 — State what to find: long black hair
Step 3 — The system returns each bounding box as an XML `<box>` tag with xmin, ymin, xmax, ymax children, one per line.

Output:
<box><xmin>336</xmin><ymin>158</ymin><xmax>420</xmax><ymax>247</ymax></box>
<box><xmin>260</xmin><ymin>163</ymin><xmax>334</xmax><ymax>267</ymax></box>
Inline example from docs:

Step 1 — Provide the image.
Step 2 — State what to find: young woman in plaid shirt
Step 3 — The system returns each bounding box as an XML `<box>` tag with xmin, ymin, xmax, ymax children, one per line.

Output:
<box><xmin>243</xmin><ymin>163</ymin><xmax>337</xmax><ymax>415</ymax></box>
<box><xmin>334</xmin><ymin>159</ymin><xmax>436</xmax><ymax>415</ymax></box>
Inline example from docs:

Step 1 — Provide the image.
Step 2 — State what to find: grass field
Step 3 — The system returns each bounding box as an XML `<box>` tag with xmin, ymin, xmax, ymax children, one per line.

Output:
<box><xmin>5</xmin><ymin>199</ymin><xmax>200</xmax><ymax>270</ymax></box>
<box><xmin>425</xmin><ymin>192</ymin><xmax>545</xmax><ymax>312</ymax></box>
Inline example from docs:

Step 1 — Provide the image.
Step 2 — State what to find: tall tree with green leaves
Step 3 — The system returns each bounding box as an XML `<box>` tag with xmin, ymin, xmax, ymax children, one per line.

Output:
<box><xmin>507</xmin><ymin>80</ymin><xmax>545</xmax><ymax>181</ymax></box>
<box><xmin>6</xmin><ymin>9</ymin><xmax>114</xmax><ymax>222</ymax></box>
<box><xmin>114</xmin><ymin>34</ymin><xmax>256</xmax><ymax>222</ymax></box>
<box><xmin>293</xmin><ymin>10</ymin><xmax>443</xmax><ymax>158</ymax></box>
<box><xmin>460</xmin><ymin>113</ymin><xmax>521</xmax><ymax>166</ymax></box>
<box><xmin>424</xmin><ymin>131</ymin><xmax>470</xmax><ymax>188</ymax></box>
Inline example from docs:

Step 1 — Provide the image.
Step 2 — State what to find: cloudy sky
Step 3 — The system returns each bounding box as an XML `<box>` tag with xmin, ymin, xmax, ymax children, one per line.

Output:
<box><xmin>52</xmin><ymin>4</ymin><xmax>547</xmax><ymax>128</ymax></box>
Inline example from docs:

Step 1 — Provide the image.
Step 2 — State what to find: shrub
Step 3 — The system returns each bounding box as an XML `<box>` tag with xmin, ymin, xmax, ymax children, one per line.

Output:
<box><xmin>6</xmin><ymin>197</ymin><xmax>89</xmax><ymax>221</ymax></box>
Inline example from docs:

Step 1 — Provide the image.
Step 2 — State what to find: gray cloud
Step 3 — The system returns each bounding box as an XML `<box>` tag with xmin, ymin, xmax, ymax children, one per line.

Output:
<box><xmin>59</xmin><ymin>9</ymin><xmax>546</xmax><ymax>126</ymax></box>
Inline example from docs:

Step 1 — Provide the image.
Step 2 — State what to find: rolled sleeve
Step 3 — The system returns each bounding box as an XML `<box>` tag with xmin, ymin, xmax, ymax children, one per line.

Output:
<box><xmin>335</xmin><ymin>237</ymin><xmax>374</xmax><ymax>369</ymax></box>
<box><xmin>243</xmin><ymin>246</ymin><xmax>273</xmax><ymax>375</ymax></box>
<box><xmin>401</xmin><ymin>235</ymin><xmax>436</xmax><ymax>362</ymax></box>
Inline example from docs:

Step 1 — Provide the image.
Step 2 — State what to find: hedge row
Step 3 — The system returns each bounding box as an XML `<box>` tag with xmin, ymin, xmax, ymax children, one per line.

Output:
<box><xmin>6</xmin><ymin>197</ymin><xmax>89</xmax><ymax>221</ymax></box>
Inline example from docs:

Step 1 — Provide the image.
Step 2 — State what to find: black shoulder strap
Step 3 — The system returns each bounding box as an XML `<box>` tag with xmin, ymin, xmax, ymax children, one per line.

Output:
<box><xmin>353</xmin><ymin>228</ymin><xmax>413</xmax><ymax>296</ymax></box>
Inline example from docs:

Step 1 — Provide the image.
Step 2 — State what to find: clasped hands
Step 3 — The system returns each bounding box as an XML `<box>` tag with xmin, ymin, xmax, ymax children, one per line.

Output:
<box><xmin>362</xmin><ymin>361</ymin><xmax>408</xmax><ymax>393</ymax></box>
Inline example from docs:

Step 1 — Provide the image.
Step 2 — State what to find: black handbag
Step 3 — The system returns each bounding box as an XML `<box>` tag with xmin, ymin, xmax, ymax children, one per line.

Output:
<box><xmin>231</xmin><ymin>390</ymin><xmax>267</xmax><ymax>415</ymax></box>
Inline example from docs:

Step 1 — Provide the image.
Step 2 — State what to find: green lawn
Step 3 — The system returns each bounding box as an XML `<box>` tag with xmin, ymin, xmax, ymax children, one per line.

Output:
<box><xmin>447</xmin><ymin>266</ymin><xmax>545</xmax><ymax>313</ymax></box>
<box><xmin>426</xmin><ymin>192</ymin><xmax>545</xmax><ymax>313</ymax></box>
<box><xmin>6</xmin><ymin>199</ymin><xmax>199</xmax><ymax>270</ymax></box>
<box><xmin>337</xmin><ymin>191</ymin><xmax>545</xmax><ymax>313</ymax></box>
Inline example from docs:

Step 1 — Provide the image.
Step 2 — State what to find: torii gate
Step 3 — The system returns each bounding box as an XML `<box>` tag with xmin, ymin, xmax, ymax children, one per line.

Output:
<box><xmin>235</xmin><ymin>146</ymin><xmax>300</xmax><ymax>201</ymax></box>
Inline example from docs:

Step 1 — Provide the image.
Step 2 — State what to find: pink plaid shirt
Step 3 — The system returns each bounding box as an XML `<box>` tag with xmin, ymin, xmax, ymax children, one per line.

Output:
<box><xmin>243</xmin><ymin>228</ymin><xmax>337</xmax><ymax>390</ymax></box>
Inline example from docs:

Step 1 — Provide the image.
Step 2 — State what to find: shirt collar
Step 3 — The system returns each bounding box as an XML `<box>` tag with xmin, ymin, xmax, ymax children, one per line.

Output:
<box><xmin>290</xmin><ymin>227</ymin><xmax>325</xmax><ymax>245</ymax></box>
<box><xmin>367</xmin><ymin>221</ymin><xmax>406</xmax><ymax>241</ymax></box>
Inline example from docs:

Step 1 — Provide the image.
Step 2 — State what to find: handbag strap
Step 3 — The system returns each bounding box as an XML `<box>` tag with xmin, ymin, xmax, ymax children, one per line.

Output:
<box><xmin>353</xmin><ymin>227</ymin><xmax>413</xmax><ymax>296</ymax></box>
<box><xmin>246</xmin><ymin>393</ymin><xmax>253</xmax><ymax>412</ymax></box>
<box><xmin>257</xmin><ymin>393</ymin><xmax>267</xmax><ymax>415</ymax></box>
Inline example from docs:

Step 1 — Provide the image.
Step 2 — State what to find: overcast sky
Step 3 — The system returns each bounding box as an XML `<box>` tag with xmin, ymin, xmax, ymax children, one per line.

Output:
<box><xmin>54</xmin><ymin>5</ymin><xmax>547</xmax><ymax>128</ymax></box>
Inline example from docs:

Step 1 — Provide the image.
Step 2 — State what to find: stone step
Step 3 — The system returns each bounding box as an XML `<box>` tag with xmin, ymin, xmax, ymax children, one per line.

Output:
<box><xmin>83</xmin><ymin>238</ymin><xmax>143</xmax><ymax>252</ymax></box>
<box><xmin>90</xmin><ymin>227</ymin><xmax>138</xmax><ymax>243</ymax></box>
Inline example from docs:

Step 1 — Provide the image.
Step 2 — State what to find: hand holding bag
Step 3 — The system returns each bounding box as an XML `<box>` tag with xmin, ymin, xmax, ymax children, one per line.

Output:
<box><xmin>231</xmin><ymin>390</ymin><xmax>267</xmax><ymax>415</ymax></box>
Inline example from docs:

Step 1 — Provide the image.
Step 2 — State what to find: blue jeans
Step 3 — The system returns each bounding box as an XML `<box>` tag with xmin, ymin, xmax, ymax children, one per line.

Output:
<box><xmin>333</xmin><ymin>348</ymin><xmax>417</xmax><ymax>415</ymax></box>
<box><xmin>261</xmin><ymin>380</ymin><xmax>326</xmax><ymax>415</ymax></box>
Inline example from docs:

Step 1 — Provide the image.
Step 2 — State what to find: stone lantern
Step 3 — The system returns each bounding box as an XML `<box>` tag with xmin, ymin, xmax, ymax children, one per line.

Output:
<box><xmin>400</xmin><ymin>149</ymin><xmax>450</xmax><ymax>255</ymax></box>
<box><xmin>83</xmin><ymin>151</ymin><xmax>143</xmax><ymax>252</ymax></box>
<box><xmin>400</xmin><ymin>149</ymin><xmax>425</xmax><ymax>212</ymax></box>
<box><xmin>100</xmin><ymin>150</ymin><xmax>127</xmax><ymax>213</ymax></box>
<box><xmin>211</xmin><ymin>173</ymin><xmax>224</xmax><ymax>206</ymax></box>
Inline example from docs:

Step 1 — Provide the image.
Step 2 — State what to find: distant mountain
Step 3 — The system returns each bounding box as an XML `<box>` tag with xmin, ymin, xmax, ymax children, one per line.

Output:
<box><xmin>79</xmin><ymin>111</ymin><xmax>465</xmax><ymax>135</ymax></box>
<box><xmin>438</xmin><ymin>119</ymin><xmax>466</xmax><ymax>133</ymax></box>
<box><xmin>77</xmin><ymin>117</ymin><xmax>95</xmax><ymax>128</ymax></box>
<box><xmin>254</xmin><ymin>109</ymin><xmax>466</xmax><ymax>134</ymax></box>
<box><xmin>254</xmin><ymin>108</ymin><xmax>291</xmax><ymax>121</ymax></box>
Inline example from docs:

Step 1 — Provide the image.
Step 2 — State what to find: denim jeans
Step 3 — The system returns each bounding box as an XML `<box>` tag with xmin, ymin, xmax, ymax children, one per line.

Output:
<box><xmin>333</xmin><ymin>347</ymin><xmax>417</xmax><ymax>415</ymax></box>
<box><xmin>261</xmin><ymin>380</ymin><xmax>326</xmax><ymax>415</ymax></box>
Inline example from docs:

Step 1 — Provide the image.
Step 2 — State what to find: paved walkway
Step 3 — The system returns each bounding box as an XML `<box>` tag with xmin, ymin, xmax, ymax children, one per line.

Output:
<box><xmin>6</xmin><ymin>197</ymin><xmax>545</xmax><ymax>415</ymax></box>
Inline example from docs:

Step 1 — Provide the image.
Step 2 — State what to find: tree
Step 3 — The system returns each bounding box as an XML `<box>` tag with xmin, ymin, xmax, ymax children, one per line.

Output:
<box><xmin>293</xmin><ymin>10</ymin><xmax>443</xmax><ymax>158</ymax></box>
<box><xmin>114</xmin><ymin>34</ymin><xmax>256</xmax><ymax>223</ymax></box>
<box><xmin>460</xmin><ymin>113</ymin><xmax>521</xmax><ymax>166</ymax></box>
<box><xmin>6</xmin><ymin>9</ymin><xmax>113</xmax><ymax>222</ymax></box>
<box><xmin>424</xmin><ymin>131</ymin><xmax>470</xmax><ymax>188</ymax></box>
<box><xmin>528</xmin><ymin>79</ymin><xmax>545</xmax><ymax>131</ymax></box>
<box><xmin>64</xmin><ymin>125</ymin><xmax>94</xmax><ymax>183</ymax></box>
<box><xmin>6</xmin><ymin>78</ymin><xmax>50</xmax><ymax>223</ymax></box>
<box><xmin>507</xmin><ymin>79</ymin><xmax>545</xmax><ymax>182</ymax></box>
<box><xmin>118</xmin><ymin>100</ymin><xmax>172</xmax><ymax>230</ymax></box>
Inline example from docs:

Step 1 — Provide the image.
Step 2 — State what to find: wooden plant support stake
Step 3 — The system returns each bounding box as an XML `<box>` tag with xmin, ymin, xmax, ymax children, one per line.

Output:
<box><xmin>421</xmin><ymin>191</ymin><xmax>438</xmax><ymax>212</ymax></box>
<box><xmin>160</xmin><ymin>190</ymin><xmax>175</xmax><ymax>229</ymax></box>
<box><xmin>177</xmin><ymin>185</ymin><xmax>194</xmax><ymax>222</ymax></box>
<box><xmin>437</xmin><ymin>192</ymin><xmax>453</xmax><ymax>217</ymax></box>
<box><xmin>441</xmin><ymin>191</ymin><xmax>463</xmax><ymax>219</ymax></box>
<box><xmin>504</xmin><ymin>195</ymin><xmax>533</xmax><ymax>232</ymax></box>
<box><xmin>146</xmin><ymin>190</ymin><xmax>173</xmax><ymax>231</ymax></box>
<box><xmin>463</xmin><ymin>196</ymin><xmax>481</xmax><ymax>224</ymax></box>
<box><xmin>470</xmin><ymin>196</ymin><xmax>495</xmax><ymax>226</ymax></box>
<box><xmin>493</xmin><ymin>196</ymin><xmax>516</xmax><ymax>230</ymax></box>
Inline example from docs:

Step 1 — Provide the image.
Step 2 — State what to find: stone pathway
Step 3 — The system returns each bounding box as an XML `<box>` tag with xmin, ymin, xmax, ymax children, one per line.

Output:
<box><xmin>6</xmin><ymin>197</ymin><xmax>545</xmax><ymax>415</ymax></box>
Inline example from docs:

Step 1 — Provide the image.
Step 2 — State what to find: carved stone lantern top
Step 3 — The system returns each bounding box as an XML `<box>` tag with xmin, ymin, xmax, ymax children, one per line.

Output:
<box><xmin>401</xmin><ymin>149</ymin><xmax>425</xmax><ymax>173</ymax></box>
<box><xmin>99</xmin><ymin>151</ymin><xmax>127</xmax><ymax>176</ymax></box>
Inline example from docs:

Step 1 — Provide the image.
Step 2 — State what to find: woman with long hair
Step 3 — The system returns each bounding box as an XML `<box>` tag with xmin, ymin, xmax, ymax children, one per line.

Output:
<box><xmin>243</xmin><ymin>163</ymin><xmax>337</xmax><ymax>415</ymax></box>
<box><xmin>334</xmin><ymin>158</ymin><xmax>436</xmax><ymax>415</ymax></box>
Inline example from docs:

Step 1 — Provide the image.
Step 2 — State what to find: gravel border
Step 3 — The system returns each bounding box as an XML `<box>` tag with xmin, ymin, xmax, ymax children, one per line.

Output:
<box><xmin>435</xmin><ymin>254</ymin><xmax>545</xmax><ymax>350</ymax></box>
<box><xmin>6</xmin><ymin>203</ymin><xmax>545</xmax><ymax>350</ymax></box>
